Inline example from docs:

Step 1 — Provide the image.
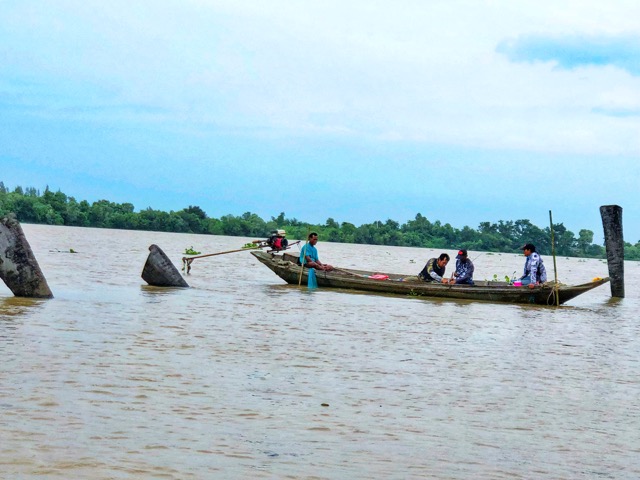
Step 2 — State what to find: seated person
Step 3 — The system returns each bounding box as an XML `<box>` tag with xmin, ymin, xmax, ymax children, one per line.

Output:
<box><xmin>418</xmin><ymin>253</ymin><xmax>452</xmax><ymax>284</ymax></box>
<box><xmin>299</xmin><ymin>232</ymin><xmax>333</xmax><ymax>271</ymax></box>
<box><xmin>452</xmin><ymin>249</ymin><xmax>474</xmax><ymax>285</ymax></box>
<box><xmin>519</xmin><ymin>243</ymin><xmax>547</xmax><ymax>289</ymax></box>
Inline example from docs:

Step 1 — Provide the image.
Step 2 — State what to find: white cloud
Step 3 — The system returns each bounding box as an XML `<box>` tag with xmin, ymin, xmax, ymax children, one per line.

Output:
<box><xmin>4</xmin><ymin>1</ymin><xmax>639</xmax><ymax>158</ymax></box>
<box><xmin>2</xmin><ymin>0</ymin><xmax>640</xmax><ymax>241</ymax></box>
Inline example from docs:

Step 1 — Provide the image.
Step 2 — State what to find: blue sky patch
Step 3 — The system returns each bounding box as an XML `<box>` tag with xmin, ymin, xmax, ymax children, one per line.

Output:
<box><xmin>592</xmin><ymin>106</ymin><xmax>640</xmax><ymax>117</ymax></box>
<box><xmin>497</xmin><ymin>34</ymin><xmax>640</xmax><ymax>76</ymax></box>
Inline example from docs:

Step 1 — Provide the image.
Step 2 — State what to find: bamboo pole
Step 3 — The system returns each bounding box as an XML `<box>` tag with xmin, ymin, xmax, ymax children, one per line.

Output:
<box><xmin>298</xmin><ymin>231</ymin><xmax>309</xmax><ymax>286</ymax></box>
<box><xmin>187</xmin><ymin>246</ymin><xmax>261</xmax><ymax>259</ymax></box>
<box><xmin>182</xmin><ymin>246</ymin><xmax>262</xmax><ymax>273</ymax></box>
<box><xmin>182</xmin><ymin>240</ymin><xmax>301</xmax><ymax>273</ymax></box>
<box><xmin>549</xmin><ymin>210</ymin><xmax>560</xmax><ymax>306</ymax></box>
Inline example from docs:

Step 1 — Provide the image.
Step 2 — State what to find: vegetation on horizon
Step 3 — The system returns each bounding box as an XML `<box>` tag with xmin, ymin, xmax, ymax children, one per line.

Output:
<box><xmin>1</xmin><ymin>181</ymin><xmax>639</xmax><ymax>260</ymax></box>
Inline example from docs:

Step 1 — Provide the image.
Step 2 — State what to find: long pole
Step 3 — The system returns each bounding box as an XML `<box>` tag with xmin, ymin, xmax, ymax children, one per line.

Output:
<box><xmin>185</xmin><ymin>246</ymin><xmax>259</xmax><ymax>260</ymax></box>
<box><xmin>549</xmin><ymin>210</ymin><xmax>560</xmax><ymax>306</ymax></box>
<box><xmin>298</xmin><ymin>227</ymin><xmax>310</xmax><ymax>286</ymax></box>
<box><xmin>182</xmin><ymin>240</ymin><xmax>300</xmax><ymax>273</ymax></box>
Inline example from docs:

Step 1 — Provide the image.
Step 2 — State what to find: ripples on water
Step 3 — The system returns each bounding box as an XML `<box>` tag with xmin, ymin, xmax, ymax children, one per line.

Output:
<box><xmin>1</xmin><ymin>225</ymin><xmax>639</xmax><ymax>479</ymax></box>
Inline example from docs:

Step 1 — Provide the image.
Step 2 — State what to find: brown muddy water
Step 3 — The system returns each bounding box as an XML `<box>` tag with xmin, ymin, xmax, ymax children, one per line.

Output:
<box><xmin>1</xmin><ymin>224</ymin><xmax>639</xmax><ymax>479</ymax></box>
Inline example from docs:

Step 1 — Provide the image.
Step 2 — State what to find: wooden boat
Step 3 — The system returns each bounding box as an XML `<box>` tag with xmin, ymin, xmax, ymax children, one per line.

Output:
<box><xmin>251</xmin><ymin>250</ymin><xmax>610</xmax><ymax>306</ymax></box>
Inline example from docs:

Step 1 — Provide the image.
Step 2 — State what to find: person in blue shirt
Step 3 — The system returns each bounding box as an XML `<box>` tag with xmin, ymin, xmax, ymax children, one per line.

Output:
<box><xmin>519</xmin><ymin>243</ymin><xmax>547</xmax><ymax>289</ymax></box>
<box><xmin>300</xmin><ymin>232</ymin><xmax>334</xmax><ymax>271</ymax></box>
<box><xmin>452</xmin><ymin>249</ymin><xmax>474</xmax><ymax>285</ymax></box>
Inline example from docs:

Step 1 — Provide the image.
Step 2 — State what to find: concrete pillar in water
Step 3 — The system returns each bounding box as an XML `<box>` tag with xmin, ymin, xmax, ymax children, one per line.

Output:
<box><xmin>0</xmin><ymin>213</ymin><xmax>54</xmax><ymax>298</ymax></box>
<box><xmin>600</xmin><ymin>205</ymin><xmax>624</xmax><ymax>298</ymax></box>
<box><xmin>141</xmin><ymin>244</ymin><xmax>189</xmax><ymax>288</ymax></box>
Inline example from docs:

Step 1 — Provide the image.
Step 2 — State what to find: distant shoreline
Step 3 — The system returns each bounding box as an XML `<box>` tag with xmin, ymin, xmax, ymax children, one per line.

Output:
<box><xmin>2</xmin><ymin>182</ymin><xmax>638</xmax><ymax>260</ymax></box>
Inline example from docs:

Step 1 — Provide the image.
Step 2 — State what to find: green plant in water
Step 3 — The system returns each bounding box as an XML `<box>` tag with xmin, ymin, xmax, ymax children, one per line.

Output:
<box><xmin>486</xmin><ymin>273</ymin><xmax>513</xmax><ymax>283</ymax></box>
<box><xmin>184</xmin><ymin>246</ymin><xmax>201</xmax><ymax>255</ymax></box>
<box><xmin>242</xmin><ymin>243</ymin><xmax>259</xmax><ymax>249</ymax></box>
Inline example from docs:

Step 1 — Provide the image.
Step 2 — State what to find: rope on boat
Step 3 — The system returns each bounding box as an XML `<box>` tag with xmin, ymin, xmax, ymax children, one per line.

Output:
<box><xmin>543</xmin><ymin>280</ymin><xmax>565</xmax><ymax>305</ymax></box>
<box><xmin>546</xmin><ymin>288</ymin><xmax>556</xmax><ymax>305</ymax></box>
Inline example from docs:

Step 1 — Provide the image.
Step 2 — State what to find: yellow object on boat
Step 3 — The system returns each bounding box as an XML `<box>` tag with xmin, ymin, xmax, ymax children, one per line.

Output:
<box><xmin>592</xmin><ymin>277</ymin><xmax>602</xmax><ymax>282</ymax></box>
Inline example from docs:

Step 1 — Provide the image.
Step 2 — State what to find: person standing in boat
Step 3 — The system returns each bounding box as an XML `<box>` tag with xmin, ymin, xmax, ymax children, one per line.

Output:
<box><xmin>418</xmin><ymin>253</ymin><xmax>452</xmax><ymax>283</ymax></box>
<box><xmin>300</xmin><ymin>232</ymin><xmax>334</xmax><ymax>271</ymax></box>
<box><xmin>519</xmin><ymin>243</ymin><xmax>547</xmax><ymax>289</ymax></box>
<box><xmin>452</xmin><ymin>249</ymin><xmax>474</xmax><ymax>285</ymax></box>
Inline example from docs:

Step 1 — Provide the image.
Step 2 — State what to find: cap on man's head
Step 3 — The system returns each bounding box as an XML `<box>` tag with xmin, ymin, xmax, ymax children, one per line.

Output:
<box><xmin>521</xmin><ymin>243</ymin><xmax>536</xmax><ymax>251</ymax></box>
<box><xmin>456</xmin><ymin>249</ymin><xmax>468</xmax><ymax>258</ymax></box>
<box><xmin>277</xmin><ymin>229</ymin><xmax>286</xmax><ymax>237</ymax></box>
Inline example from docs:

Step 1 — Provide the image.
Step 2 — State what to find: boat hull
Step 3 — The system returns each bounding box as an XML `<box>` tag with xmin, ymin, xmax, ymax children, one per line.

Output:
<box><xmin>251</xmin><ymin>251</ymin><xmax>609</xmax><ymax>306</ymax></box>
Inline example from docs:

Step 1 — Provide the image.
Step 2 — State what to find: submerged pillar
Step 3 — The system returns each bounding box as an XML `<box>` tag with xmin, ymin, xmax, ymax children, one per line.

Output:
<box><xmin>600</xmin><ymin>205</ymin><xmax>624</xmax><ymax>298</ymax></box>
<box><xmin>141</xmin><ymin>244</ymin><xmax>189</xmax><ymax>288</ymax></box>
<box><xmin>0</xmin><ymin>213</ymin><xmax>54</xmax><ymax>298</ymax></box>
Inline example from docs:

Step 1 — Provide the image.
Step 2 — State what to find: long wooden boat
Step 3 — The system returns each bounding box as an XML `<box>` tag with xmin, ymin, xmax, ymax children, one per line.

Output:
<box><xmin>251</xmin><ymin>251</ymin><xmax>610</xmax><ymax>306</ymax></box>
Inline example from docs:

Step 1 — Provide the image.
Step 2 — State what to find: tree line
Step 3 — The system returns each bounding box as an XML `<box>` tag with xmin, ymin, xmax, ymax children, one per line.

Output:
<box><xmin>1</xmin><ymin>182</ymin><xmax>639</xmax><ymax>260</ymax></box>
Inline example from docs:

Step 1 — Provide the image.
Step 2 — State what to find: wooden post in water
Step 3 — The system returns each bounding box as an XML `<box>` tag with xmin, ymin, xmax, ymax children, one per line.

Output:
<box><xmin>0</xmin><ymin>213</ymin><xmax>54</xmax><ymax>298</ymax></box>
<box><xmin>549</xmin><ymin>210</ymin><xmax>560</xmax><ymax>306</ymax></box>
<box><xmin>600</xmin><ymin>205</ymin><xmax>624</xmax><ymax>298</ymax></box>
<box><xmin>141</xmin><ymin>244</ymin><xmax>190</xmax><ymax>288</ymax></box>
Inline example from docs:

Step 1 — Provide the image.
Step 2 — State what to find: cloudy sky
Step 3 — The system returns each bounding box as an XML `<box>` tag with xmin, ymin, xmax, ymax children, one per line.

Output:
<box><xmin>1</xmin><ymin>1</ymin><xmax>639</xmax><ymax>243</ymax></box>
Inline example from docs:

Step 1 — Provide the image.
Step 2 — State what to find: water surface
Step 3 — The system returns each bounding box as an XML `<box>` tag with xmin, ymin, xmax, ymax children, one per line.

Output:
<box><xmin>1</xmin><ymin>225</ymin><xmax>639</xmax><ymax>479</ymax></box>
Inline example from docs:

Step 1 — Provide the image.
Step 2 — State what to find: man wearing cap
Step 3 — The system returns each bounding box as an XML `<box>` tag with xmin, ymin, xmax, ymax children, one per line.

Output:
<box><xmin>452</xmin><ymin>249</ymin><xmax>474</xmax><ymax>285</ymax></box>
<box><xmin>519</xmin><ymin>243</ymin><xmax>547</xmax><ymax>289</ymax></box>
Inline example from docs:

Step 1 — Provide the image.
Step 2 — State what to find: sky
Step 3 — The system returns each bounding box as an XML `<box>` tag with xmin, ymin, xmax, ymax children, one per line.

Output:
<box><xmin>1</xmin><ymin>0</ymin><xmax>640</xmax><ymax>243</ymax></box>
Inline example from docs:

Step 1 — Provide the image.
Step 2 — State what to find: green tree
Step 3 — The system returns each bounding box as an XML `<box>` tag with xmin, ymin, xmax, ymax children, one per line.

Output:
<box><xmin>576</xmin><ymin>229</ymin><xmax>594</xmax><ymax>256</ymax></box>
<box><xmin>1</xmin><ymin>180</ymin><xmax>631</xmax><ymax>261</ymax></box>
